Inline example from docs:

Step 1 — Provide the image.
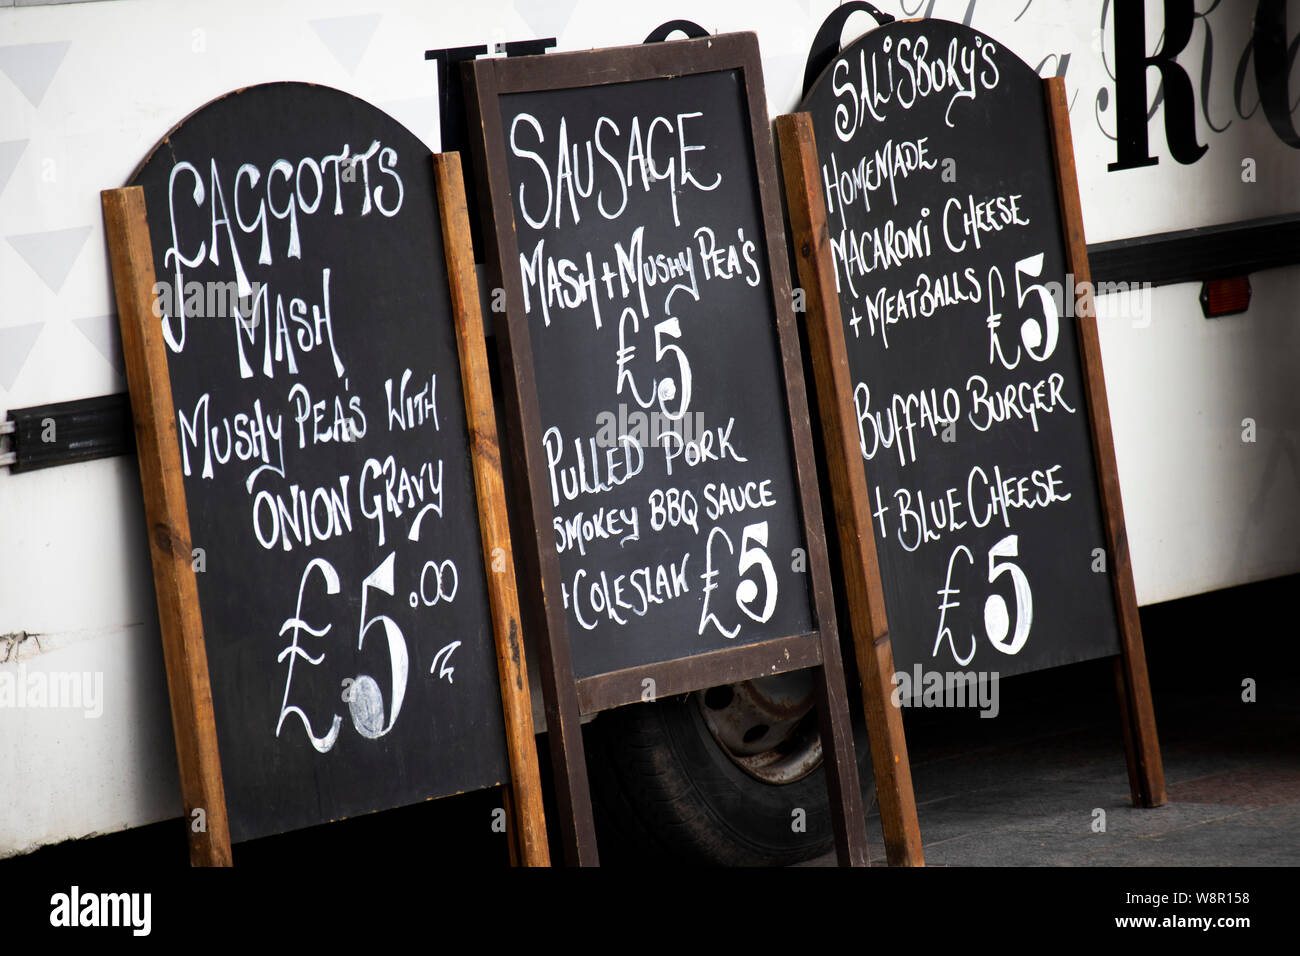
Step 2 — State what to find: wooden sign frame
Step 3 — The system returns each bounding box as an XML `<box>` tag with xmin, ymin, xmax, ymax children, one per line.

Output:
<box><xmin>101</xmin><ymin>152</ymin><xmax>550</xmax><ymax>867</ymax></box>
<box><xmin>464</xmin><ymin>32</ymin><xmax>870</xmax><ymax>866</ymax></box>
<box><xmin>775</xmin><ymin>76</ymin><xmax>1165</xmax><ymax>818</ymax></box>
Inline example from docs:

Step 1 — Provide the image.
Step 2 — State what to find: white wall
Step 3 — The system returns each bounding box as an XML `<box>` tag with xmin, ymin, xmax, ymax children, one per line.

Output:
<box><xmin>1</xmin><ymin>0</ymin><xmax>1297</xmax><ymax>854</ymax></box>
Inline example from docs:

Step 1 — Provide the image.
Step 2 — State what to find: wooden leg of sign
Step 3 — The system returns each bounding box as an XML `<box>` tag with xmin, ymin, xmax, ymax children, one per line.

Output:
<box><xmin>503</xmin><ymin>381</ymin><xmax>599</xmax><ymax>865</ymax></box>
<box><xmin>812</xmin><ymin>657</ymin><xmax>871</xmax><ymax>866</ymax></box>
<box><xmin>485</xmin><ymin>254</ymin><xmax>599</xmax><ymax>865</ymax></box>
<box><xmin>1043</xmin><ymin>77</ymin><xmax>1166</xmax><ymax>808</ymax></box>
<box><xmin>1113</xmin><ymin>657</ymin><xmax>1144</xmax><ymax>806</ymax></box>
<box><xmin>461</xmin><ymin>62</ymin><xmax>599</xmax><ymax>865</ymax></box>
<box><xmin>511</xmin><ymin>421</ymin><xmax>600</xmax><ymax>866</ymax></box>
<box><xmin>1114</xmin><ymin>650</ymin><xmax>1164</xmax><ymax>807</ymax></box>
<box><xmin>501</xmin><ymin>784</ymin><xmax>520</xmax><ymax>867</ymax></box>
<box><xmin>775</xmin><ymin>113</ymin><xmax>925</xmax><ymax>866</ymax></box>
<box><xmin>433</xmin><ymin>153</ymin><xmax>551</xmax><ymax>866</ymax></box>
<box><xmin>102</xmin><ymin>186</ymin><xmax>233</xmax><ymax>866</ymax></box>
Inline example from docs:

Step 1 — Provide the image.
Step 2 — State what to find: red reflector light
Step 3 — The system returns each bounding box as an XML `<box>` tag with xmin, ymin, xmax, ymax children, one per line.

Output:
<box><xmin>1200</xmin><ymin>276</ymin><xmax>1251</xmax><ymax>318</ymax></box>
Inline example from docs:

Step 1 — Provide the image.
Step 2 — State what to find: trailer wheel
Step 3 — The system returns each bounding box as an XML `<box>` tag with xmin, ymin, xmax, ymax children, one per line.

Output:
<box><xmin>586</xmin><ymin>670</ymin><xmax>874</xmax><ymax>866</ymax></box>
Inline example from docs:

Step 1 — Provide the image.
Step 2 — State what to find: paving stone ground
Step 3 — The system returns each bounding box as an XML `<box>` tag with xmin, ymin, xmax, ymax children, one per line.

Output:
<box><xmin>828</xmin><ymin>575</ymin><xmax>1300</xmax><ymax>867</ymax></box>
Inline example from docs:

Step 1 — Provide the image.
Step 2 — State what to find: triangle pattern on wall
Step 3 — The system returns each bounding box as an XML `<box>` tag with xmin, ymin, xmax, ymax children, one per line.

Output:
<box><xmin>73</xmin><ymin>313</ymin><xmax>124</xmax><ymax>375</ymax></box>
<box><xmin>6</xmin><ymin>225</ymin><xmax>92</xmax><ymax>294</ymax></box>
<box><xmin>514</xmin><ymin>0</ymin><xmax>578</xmax><ymax>38</ymax></box>
<box><xmin>0</xmin><ymin>41</ymin><xmax>71</xmax><ymax>108</ymax></box>
<box><xmin>308</xmin><ymin>14</ymin><xmax>382</xmax><ymax>76</ymax></box>
<box><xmin>0</xmin><ymin>139</ymin><xmax>29</xmax><ymax>197</ymax></box>
<box><xmin>0</xmin><ymin>323</ymin><xmax>43</xmax><ymax>392</ymax></box>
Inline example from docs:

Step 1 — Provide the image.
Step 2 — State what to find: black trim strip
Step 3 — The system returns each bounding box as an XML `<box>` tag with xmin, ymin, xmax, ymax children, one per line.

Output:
<box><xmin>5</xmin><ymin>394</ymin><xmax>134</xmax><ymax>473</ymax></box>
<box><xmin>1086</xmin><ymin>213</ymin><xmax>1300</xmax><ymax>287</ymax></box>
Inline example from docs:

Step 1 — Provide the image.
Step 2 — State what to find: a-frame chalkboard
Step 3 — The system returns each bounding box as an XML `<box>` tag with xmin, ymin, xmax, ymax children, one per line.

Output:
<box><xmin>103</xmin><ymin>83</ymin><xmax>548</xmax><ymax>865</ymax></box>
<box><xmin>465</xmin><ymin>33</ymin><xmax>870</xmax><ymax>865</ymax></box>
<box><xmin>778</xmin><ymin>18</ymin><xmax>1165</xmax><ymax>814</ymax></box>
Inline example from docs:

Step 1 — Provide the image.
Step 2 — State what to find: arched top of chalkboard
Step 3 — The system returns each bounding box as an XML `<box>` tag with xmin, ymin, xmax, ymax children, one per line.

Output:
<box><xmin>798</xmin><ymin>17</ymin><xmax>1040</xmax><ymax>135</ymax></box>
<box><xmin>128</xmin><ymin>81</ymin><xmax>429</xmax><ymax>186</ymax></box>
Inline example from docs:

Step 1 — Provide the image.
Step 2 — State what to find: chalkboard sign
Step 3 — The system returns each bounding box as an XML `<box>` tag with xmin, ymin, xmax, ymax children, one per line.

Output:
<box><xmin>499</xmin><ymin>71</ymin><xmax>819</xmax><ymax>677</ymax></box>
<box><xmin>103</xmin><ymin>83</ymin><xmax>547</xmax><ymax>864</ymax></box>
<box><xmin>466</xmin><ymin>33</ymin><xmax>870</xmax><ymax>865</ymax></box>
<box><xmin>780</xmin><ymin>18</ymin><xmax>1164</xmax><ymax>806</ymax></box>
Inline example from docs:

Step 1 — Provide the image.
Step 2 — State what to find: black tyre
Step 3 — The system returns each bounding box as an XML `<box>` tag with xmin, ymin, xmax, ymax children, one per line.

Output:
<box><xmin>586</xmin><ymin>673</ymin><xmax>875</xmax><ymax>866</ymax></box>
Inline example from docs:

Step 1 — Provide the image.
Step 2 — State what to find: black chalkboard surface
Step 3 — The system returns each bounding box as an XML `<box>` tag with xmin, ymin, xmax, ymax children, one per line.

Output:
<box><xmin>496</xmin><ymin>71</ymin><xmax>814</xmax><ymax>678</ymax></box>
<box><xmin>798</xmin><ymin>20</ymin><xmax>1122</xmax><ymax>684</ymax></box>
<box><xmin>467</xmin><ymin>32</ymin><xmax>871</xmax><ymax>865</ymax></box>
<box><xmin>127</xmin><ymin>83</ymin><xmax>509</xmax><ymax>844</ymax></box>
